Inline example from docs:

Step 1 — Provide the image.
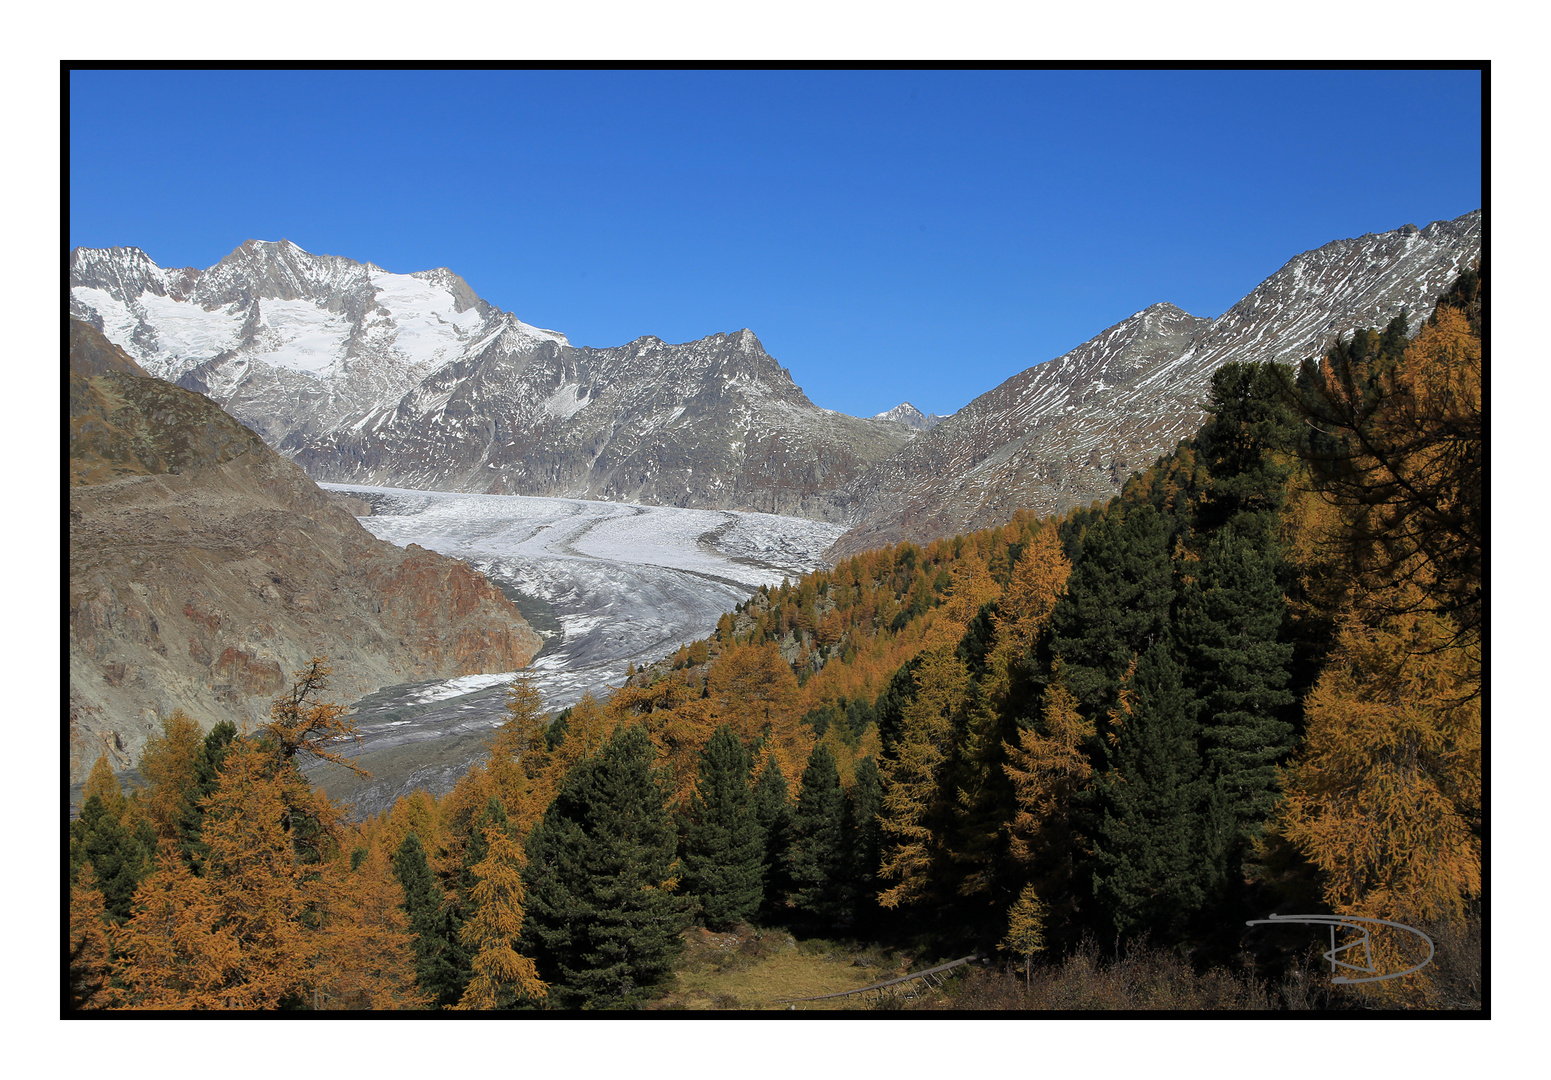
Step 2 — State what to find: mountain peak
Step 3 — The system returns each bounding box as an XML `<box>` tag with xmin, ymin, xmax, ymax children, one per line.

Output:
<box><xmin>873</xmin><ymin>402</ymin><xmax>947</xmax><ymax>432</ymax></box>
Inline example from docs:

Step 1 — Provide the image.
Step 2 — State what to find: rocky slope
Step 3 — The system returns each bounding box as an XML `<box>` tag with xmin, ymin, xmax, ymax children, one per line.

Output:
<box><xmin>829</xmin><ymin>210</ymin><xmax>1483</xmax><ymax>557</ymax></box>
<box><xmin>71</xmin><ymin>242</ymin><xmax>911</xmax><ymax>521</ymax></box>
<box><xmin>295</xmin><ymin>327</ymin><xmax>909</xmax><ymax>521</ymax></box>
<box><xmin>68</xmin><ymin>320</ymin><xmax>543</xmax><ymax>782</ymax></box>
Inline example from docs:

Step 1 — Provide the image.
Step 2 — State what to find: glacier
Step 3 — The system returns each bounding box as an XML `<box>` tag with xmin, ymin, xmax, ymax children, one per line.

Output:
<box><xmin>303</xmin><ymin>485</ymin><xmax>843</xmax><ymax>810</ymax></box>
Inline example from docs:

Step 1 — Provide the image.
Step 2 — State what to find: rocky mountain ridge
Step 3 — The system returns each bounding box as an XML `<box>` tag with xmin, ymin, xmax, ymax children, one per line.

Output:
<box><xmin>72</xmin><ymin>242</ymin><xmax>910</xmax><ymax>521</ymax></box>
<box><xmin>829</xmin><ymin>210</ymin><xmax>1483</xmax><ymax>556</ymax></box>
<box><xmin>72</xmin><ymin>211</ymin><xmax>1483</xmax><ymax>560</ymax></box>
<box><xmin>68</xmin><ymin>319</ymin><xmax>543</xmax><ymax>782</ymax></box>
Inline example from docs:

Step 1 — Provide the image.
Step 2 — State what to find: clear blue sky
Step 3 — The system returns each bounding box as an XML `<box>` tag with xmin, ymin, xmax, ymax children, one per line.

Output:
<box><xmin>69</xmin><ymin>68</ymin><xmax>1482</xmax><ymax>419</ymax></box>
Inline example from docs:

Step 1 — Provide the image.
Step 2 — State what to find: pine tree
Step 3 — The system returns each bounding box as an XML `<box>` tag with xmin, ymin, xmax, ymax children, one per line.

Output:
<box><xmin>451</xmin><ymin>823</ymin><xmax>547</xmax><ymax>1010</ymax></box>
<box><xmin>1089</xmin><ymin>648</ymin><xmax>1207</xmax><ymax>942</ymax></box>
<box><xmin>1175</xmin><ymin>526</ymin><xmax>1295</xmax><ymax>872</ymax></box>
<box><xmin>69</xmin><ymin>793</ymin><xmax>155</xmax><ymax>921</ymax></box>
<box><xmin>393</xmin><ymin>831</ymin><xmax>468</xmax><ymax>1007</ymax></box>
<box><xmin>1049</xmin><ymin>502</ymin><xmax>1175</xmax><ymax>718</ymax></box>
<box><xmin>523</xmin><ymin>724</ymin><xmax>691</xmax><ymax>1008</ymax></box>
<box><xmin>681</xmin><ymin>725</ymin><xmax>764</xmax><ymax>929</ymax></box>
<box><xmin>1191</xmin><ymin>361</ymin><xmax>1296</xmax><ymax>539</ymax></box>
<box><xmin>177</xmin><ymin>720</ymin><xmax>238</xmax><ymax>870</ymax></box>
<box><xmin>845</xmin><ymin>756</ymin><xmax>884</xmax><ymax>929</ymax></box>
<box><xmin>752</xmin><ymin>753</ymin><xmax>792</xmax><ymax>921</ymax></box>
<box><xmin>784</xmin><ymin>742</ymin><xmax>848</xmax><ymax>925</ymax></box>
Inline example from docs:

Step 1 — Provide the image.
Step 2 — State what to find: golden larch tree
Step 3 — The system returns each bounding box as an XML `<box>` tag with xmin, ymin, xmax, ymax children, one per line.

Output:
<box><xmin>450</xmin><ymin>824</ymin><xmax>547</xmax><ymax>1010</ymax></box>
<box><xmin>68</xmin><ymin>862</ymin><xmax>115</xmax><ymax>1010</ymax></box>
<box><xmin>138</xmin><ymin>709</ymin><xmax>206</xmax><ymax>841</ymax></box>
<box><xmin>877</xmin><ymin>648</ymin><xmax>971</xmax><ymax>909</ymax></box>
<box><xmin>82</xmin><ymin>752</ymin><xmax>126</xmax><ymax>821</ymax></box>
<box><xmin>1277</xmin><ymin>603</ymin><xmax>1480</xmax><ymax>928</ymax></box>
<box><xmin>309</xmin><ymin>843</ymin><xmax>428</xmax><ymax>1010</ymax></box>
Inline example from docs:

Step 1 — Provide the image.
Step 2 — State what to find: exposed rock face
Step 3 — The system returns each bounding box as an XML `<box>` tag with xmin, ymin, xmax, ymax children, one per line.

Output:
<box><xmin>829</xmin><ymin>210</ymin><xmax>1483</xmax><ymax>557</ymax></box>
<box><xmin>71</xmin><ymin>213</ymin><xmax>1482</xmax><ymax>560</ymax></box>
<box><xmin>297</xmin><ymin>327</ymin><xmax>910</xmax><ymax>520</ymax></box>
<box><xmin>71</xmin><ymin>242</ymin><xmax>911</xmax><ymax>521</ymax></box>
<box><xmin>68</xmin><ymin>320</ymin><xmax>543</xmax><ymax>781</ymax></box>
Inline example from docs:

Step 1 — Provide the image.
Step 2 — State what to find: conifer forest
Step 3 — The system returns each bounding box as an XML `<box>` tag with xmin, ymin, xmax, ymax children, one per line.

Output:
<box><xmin>67</xmin><ymin>270</ymin><xmax>1483</xmax><ymax>1012</ymax></box>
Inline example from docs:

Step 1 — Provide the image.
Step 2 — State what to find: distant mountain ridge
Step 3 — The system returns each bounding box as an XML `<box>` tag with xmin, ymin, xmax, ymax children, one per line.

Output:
<box><xmin>72</xmin><ymin>211</ymin><xmax>1482</xmax><ymax>556</ymax></box>
<box><xmin>829</xmin><ymin>209</ymin><xmax>1483</xmax><ymax>556</ymax></box>
<box><xmin>72</xmin><ymin>242</ymin><xmax>910</xmax><ymax>521</ymax></box>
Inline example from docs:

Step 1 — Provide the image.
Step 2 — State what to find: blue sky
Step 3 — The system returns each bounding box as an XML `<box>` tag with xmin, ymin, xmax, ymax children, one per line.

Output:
<box><xmin>69</xmin><ymin>68</ymin><xmax>1482</xmax><ymax>419</ymax></box>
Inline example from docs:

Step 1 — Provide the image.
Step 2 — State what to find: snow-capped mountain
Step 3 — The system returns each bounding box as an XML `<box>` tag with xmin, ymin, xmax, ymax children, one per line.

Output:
<box><xmin>70</xmin><ymin>239</ymin><xmax>565</xmax><ymax>450</ymax></box>
<box><xmin>71</xmin><ymin>241</ymin><xmax>910</xmax><ymax>521</ymax></box>
<box><xmin>73</xmin><ymin>211</ymin><xmax>1481</xmax><ymax>557</ymax></box>
<box><xmin>873</xmin><ymin>402</ymin><xmax>949</xmax><ymax>432</ymax></box>
<box><xmin>830</xmin><ymin>210</ymin><xmax>1483</xmax><ymax>557</ymax></box>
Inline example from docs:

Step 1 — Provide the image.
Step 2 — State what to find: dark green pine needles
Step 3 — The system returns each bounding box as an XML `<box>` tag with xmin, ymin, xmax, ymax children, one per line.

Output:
<box><xmin>522</xmin><ymin>723</ymin><xmax>691</xmax><ymax>1009</ymax></box>
<box><xmin>682</xmin><ymin>724</ymin><xmax>765</xmax><ymax>929</ymax></box>
<box><xmin>1089</xmin><ymin>646</ymin><xmax>1208</xmax><ymax>941</ymax></box>
<box><xmin>392</xmin><ymin>830</ymin><xmax>471</xmax><ymax>1007</ymax></box>
<box><xmin>784</xmin><ymin>743</ymin><xmax>848</xmax><ymax>925</ymax></box>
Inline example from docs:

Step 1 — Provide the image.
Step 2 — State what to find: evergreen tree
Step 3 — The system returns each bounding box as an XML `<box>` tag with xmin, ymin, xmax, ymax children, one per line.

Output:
<box><xmin>392</xmin><ymin>831</ymin><xmax>468</xmax><ymax>1007</ymax></box>
<box><xmin>784</xmin><ymin>743</ymin><xmax>848</xmax><ymax>925</ymax></box>
<box><xmin>874</xmin><ymin>655</ymin><xmax>925</xmax><ymax>760</ymax></box>
<box><xmin>523</xmin><ymin>724</ymin><xmax>691</xmax><ymax>1008</ymax></box>
<box><xmin>1049</xmin><ymin>502</ymin><xmax>1175</xmax><ymax>719</ymax></box>
<box><xmin>1089</xmin><ymin>647</ymin><xmax>1208</xmax><ymax>942</ymax></box>
<box><xmin>752</xmin><ymin>753</ymin><xmax>792</xmax><ymax>921</ymax></box>
<box><xmin>681</xmin><ymin>725</ymin><xmax>764</xmax><ymax>929</ymax></box>
<box><xmin>69</xmin><ymin>793</ymin><xmax>154</xmax><ymax>921</ymax></box>
<box><xmin>1175</xmin><ymin>526</ymin><xmax>1295</xmax><ymax>875</ymax></box>
<box><xmin>177</xmin><ymin>720</ymin><xmax>238</xmax><ymax>871</ymax></box>
<box><xmin>846</xmin><ymin>756</ymin><xmax>884</xmax><ymax>927</ymax></box>
<box><xmin>1191</xmin><ymin>361</ymin><xmax>1296</xmax><ymax>541</ymax></box>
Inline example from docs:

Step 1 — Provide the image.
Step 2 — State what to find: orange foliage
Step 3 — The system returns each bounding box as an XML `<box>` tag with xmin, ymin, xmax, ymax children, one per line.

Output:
<box><xmin>1004</xmin><ymin>665</ymin><xmax>1095</xmax><ymax>871</ymax></box>
<box><xmin>138</xmin><ymin>709</ymin><xmax>206</xmax><ymax>841</ymax></box>
<box><xmin>310</xmin><ymin>843</ymin><xmax>428</xmax><ymax>1010</ymax></box>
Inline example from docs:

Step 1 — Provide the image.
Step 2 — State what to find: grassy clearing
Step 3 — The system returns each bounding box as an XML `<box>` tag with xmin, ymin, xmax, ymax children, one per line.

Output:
<box><xmin>650</xmin><ymin>926</ymin><xmax>925</xmax><ymax>1011</ymax></box>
